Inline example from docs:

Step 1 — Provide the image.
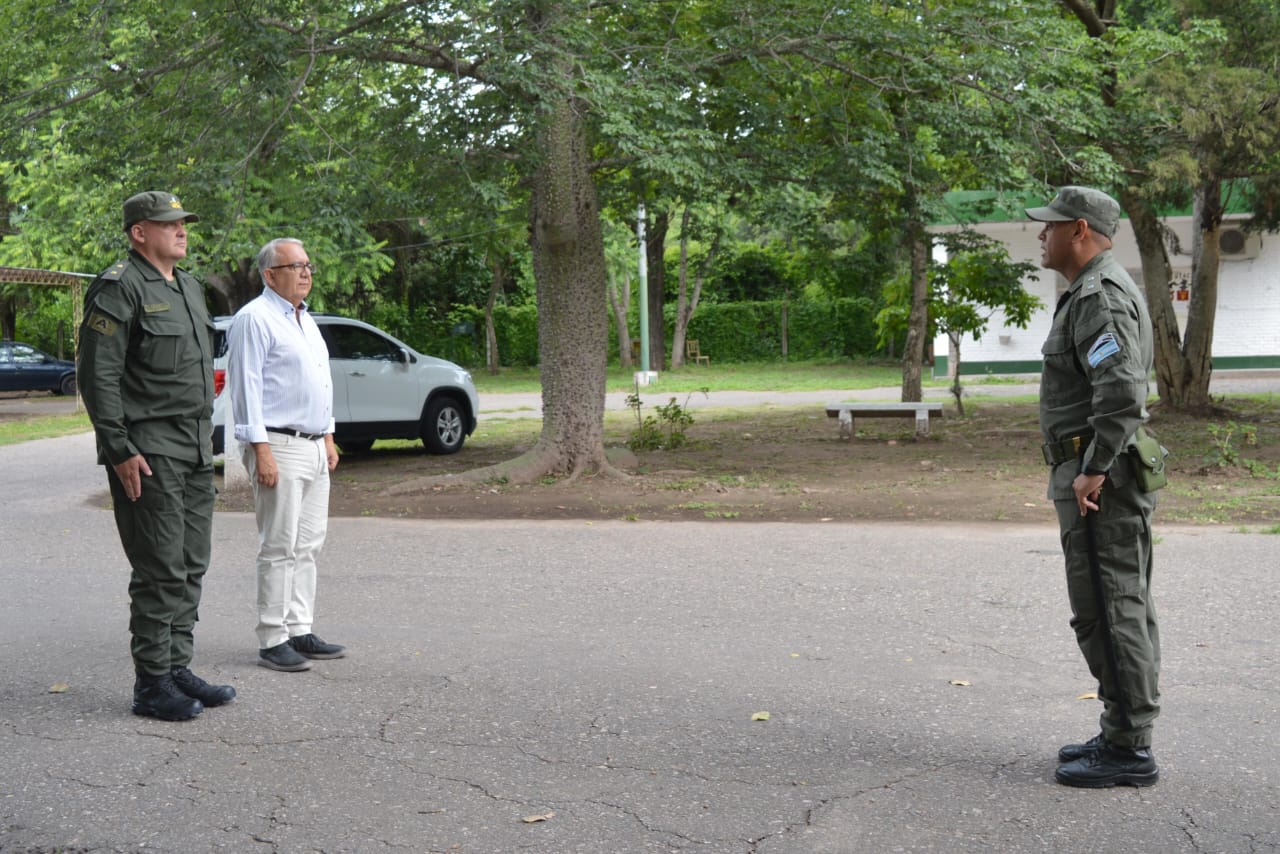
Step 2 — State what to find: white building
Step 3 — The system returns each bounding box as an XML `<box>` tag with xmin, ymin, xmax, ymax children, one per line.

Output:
<box><xmin>931</xmin><ymin>201</ymin><xmax>1279</xmax><ymax>377</ymax></box>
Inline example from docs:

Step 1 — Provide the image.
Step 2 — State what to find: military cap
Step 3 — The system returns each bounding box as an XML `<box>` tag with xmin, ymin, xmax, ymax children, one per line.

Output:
<box><xmin>123</xmin><ymin>191</ymin><xmax>200</xmax><ymax>231</ymax></box>
<box><xmin>1025</xmin><ymin>186</ymin><xmax>1120</xmax><ymax>238</ymax></box>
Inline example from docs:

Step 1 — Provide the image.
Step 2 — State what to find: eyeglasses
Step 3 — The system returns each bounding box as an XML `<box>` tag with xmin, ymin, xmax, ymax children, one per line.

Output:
<box><xmin>269</xmin><ymin>262</ymin><xmax>316</xmax><ymax>275</ymax></box>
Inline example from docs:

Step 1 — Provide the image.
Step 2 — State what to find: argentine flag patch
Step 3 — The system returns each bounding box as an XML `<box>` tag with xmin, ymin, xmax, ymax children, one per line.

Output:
<box><xmin>1087</xmin><ymin>332</ymin><xmax>1121</xmax><ymax>367</ymax></box>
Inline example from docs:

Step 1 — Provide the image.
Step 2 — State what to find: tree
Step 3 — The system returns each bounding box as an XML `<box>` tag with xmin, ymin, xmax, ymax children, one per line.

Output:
<box><xmin>758</xmin><ymin>1</ymin><xmax>1084</xmax><ymax>401</ymax></box>
<box><xmin>0</xmin><ymin>0</ymin><xmax>397</xmax><ymax>313</ymax></box>
<box><xmin>669</xmin><ymin>205</ymin><xmax>725</xmax><ymax>369</ymax></box>
<box><xmin>1055</xmin><ymin>0</ymin><xmax>1280</xmax><ymax>410</ymax></box>
<box><xmin>927</xmin><ymin>231</ymin><xmax>1042</xmax><ymax>413</ymax></box>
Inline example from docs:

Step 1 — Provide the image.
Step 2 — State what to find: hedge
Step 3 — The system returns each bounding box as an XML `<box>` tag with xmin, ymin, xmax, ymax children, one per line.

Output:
<box><xmin>373</xmin><ymin>296</ymin><xmax>881</xmax><ymax>368</ymax></box>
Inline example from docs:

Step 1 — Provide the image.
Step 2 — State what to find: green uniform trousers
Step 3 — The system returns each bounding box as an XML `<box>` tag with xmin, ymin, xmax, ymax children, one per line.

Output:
<box><xmin>1054</xmin><ymin>479</ymin><xmax>1160</xmax><ymax>748</ymax></box>
<box><xmin>107</xmin><ymin>454</ymin><xmax>215</xmax><ymax>676</ymax></box>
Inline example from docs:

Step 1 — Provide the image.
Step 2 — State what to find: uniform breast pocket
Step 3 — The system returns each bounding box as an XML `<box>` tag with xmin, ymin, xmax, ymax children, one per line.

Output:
<box><xmin>1039</xmin><ymin>331</ymin><xmax>1080</xmax><ymax>404</ymax></box>
<box><xmin>1041</xmin><ymin>331</ymin><xmax>1071</xmax><ymax>358</ymax></box>
<box><xmin>138</xmin><ymin>312</ymin><xmax>191</xmax><ymax>373</ymax></box>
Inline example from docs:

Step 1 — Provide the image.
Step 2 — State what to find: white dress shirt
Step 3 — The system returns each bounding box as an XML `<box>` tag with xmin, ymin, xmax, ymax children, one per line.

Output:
<box><xmin>227</xmin><ymin>286</ymin><xmax>335</xmax><ymax>445</ymax></box>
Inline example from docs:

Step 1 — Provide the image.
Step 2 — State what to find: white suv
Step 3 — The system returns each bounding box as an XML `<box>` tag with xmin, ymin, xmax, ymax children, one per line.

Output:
<box><xmin>212</xmin><ymin>314</ymin><xmax>478</xmax><ymax>456</ymax></box>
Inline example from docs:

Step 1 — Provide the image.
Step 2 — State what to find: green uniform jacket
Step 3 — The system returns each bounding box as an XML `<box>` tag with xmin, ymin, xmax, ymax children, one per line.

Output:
<box><xmin>78</xmin><ymin>250</ymin><xmax>214</xmax><ymax>467</ymax></box>
<box><xmin>1039</xmin><ymin>250</ymin><xmax>1153</xmax><ymax>500</ymax></box>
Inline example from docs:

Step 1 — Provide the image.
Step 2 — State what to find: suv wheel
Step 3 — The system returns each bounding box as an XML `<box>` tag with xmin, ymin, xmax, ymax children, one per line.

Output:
<box><xmin>421</xmin><ymin>395</ymin><xmax>466</xmax><ymax>455</ymax></box>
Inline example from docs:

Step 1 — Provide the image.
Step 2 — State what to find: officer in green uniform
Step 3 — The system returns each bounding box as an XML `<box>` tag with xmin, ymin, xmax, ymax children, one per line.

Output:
<box><xmin>1027</xmin><ymin>186</ymin><xmax>1160</xmax><ymax>787</ymax></box>
<box><xmin>78</xmin><ymin>191</ymin><xmax>236</xmax><ymax>721</ymax></box>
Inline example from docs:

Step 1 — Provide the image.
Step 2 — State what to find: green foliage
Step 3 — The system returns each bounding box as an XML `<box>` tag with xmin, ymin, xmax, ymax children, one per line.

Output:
<box><xmin>1205</xmin><ymin>421</ymin><xmax>1259</xmax><ymax>469</ymax></box>
<box><xmin>625</xmin><ymin>388</ymin><xmax>706</xmax><ymax>451</ymax></box>
<box><xmin>669</xmin><ymin>297</ymin><xmax>881</xmax><ymax>363</ymax></box>
<box><xmin>701</xmin><ymin>242</ymin><xmax>797</xmax><ymax>303</ymax></box>
<box><xmin>874</xmin><ymin>229</ymin><xmax>1041</xmax><ymax>353</ymax></box>
<box><xmin>1</xmin><ymin>287</ymin><xmax>76</xmax><ymax>354</ymax></box>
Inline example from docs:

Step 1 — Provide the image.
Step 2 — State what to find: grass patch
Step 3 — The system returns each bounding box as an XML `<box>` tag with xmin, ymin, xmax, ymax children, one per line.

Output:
<box><xmin>0</xmin><ymin>412</ymin><xmax>92</xmax><ymax>445</ymax></box>
<box><xmin>473</xmin><ymin>359</ymin><xmax>947</xmax><ymax>395</ymax></box>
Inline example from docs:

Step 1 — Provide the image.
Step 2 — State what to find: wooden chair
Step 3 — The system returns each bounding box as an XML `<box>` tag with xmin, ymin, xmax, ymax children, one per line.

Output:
<box><xmin>686</xmin><ymin>339</ymin><xmax>710</xmax><ymax>366</ymax></box>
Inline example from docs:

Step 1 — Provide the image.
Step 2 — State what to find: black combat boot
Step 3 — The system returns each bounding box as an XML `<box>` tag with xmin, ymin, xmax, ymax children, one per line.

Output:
<box><xmin>1055</xmin><ymin>743</ymin><xmax>1158</xmax><ymax>788</ymax></box>
<box><xmin>1058</xmin><ymin>732</ymin><xmax>1105</xmax><ymax>763</ymax></box>
<box><xmin>171</xmin><ymin>665</ymin><xmax>236</xmax><ymax>707</ymax></box>
<box><xmin>132</xmin><ymin>672</ymin><xmax>204</xmax><ymax>721</ymax></box>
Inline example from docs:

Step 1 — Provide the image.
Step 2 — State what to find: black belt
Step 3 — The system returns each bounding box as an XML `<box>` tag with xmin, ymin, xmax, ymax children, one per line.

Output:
<box><xmin>1041</xmin><ymin>432</ymin><xmax>1094</xmax><ymax>465</ymax></box>
<box><xmin>266</xmin><ymin>427</ymin><xmax>326</xmax><ymax>441</ymax></box>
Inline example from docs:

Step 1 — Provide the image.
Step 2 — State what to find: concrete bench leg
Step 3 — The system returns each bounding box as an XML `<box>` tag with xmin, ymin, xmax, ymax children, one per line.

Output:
<box><xmin>915</xmin><ymin>410</ymin><xmax>929</xmax><ymax>437</ymax></box>
<box><xmin>838</xmin><ymin>409</ymin><xmax>852</xmax><ymax>440</ymax></box>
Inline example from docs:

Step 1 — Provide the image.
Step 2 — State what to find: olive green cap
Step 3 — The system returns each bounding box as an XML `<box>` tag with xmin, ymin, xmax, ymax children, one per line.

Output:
<box><xmin>1025</xmin><ymin>186</ymin><xmax>1120</xmax><ymax>238</ymax></box>
<box><xmin>123</xmin><ymin>191</ymin><xmax>199</xmax><ymax>231</ymax></box>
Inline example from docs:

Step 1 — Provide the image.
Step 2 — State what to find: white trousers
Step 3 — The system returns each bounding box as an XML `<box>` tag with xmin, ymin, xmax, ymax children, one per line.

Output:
<box><xmin>243</xmin><ymin>434</ymin><xmax>330</xmax><ymax>649</ymax></box>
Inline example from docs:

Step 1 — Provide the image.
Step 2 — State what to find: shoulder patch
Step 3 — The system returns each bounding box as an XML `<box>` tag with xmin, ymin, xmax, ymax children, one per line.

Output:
<box><xmin>87</xmin><ymin>311</ymin><xmax>119</xmax><ymax>337</ymax></box>
<box><xmin>1087</xmin><ymin>331</ymin><xmax>1121</xmax><ymax>368</ymax></box>
<box><xmin>99</xmin><ymin>260</ymin><xmax>129</xmax><ymax>282</ymax></box>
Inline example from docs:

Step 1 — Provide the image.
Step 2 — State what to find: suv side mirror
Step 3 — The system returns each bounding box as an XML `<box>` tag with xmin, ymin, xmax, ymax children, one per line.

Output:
<box><xmin>396</xmin><ymin>347</ymin><xmax>411</xmax><ymax>365</ymax></box>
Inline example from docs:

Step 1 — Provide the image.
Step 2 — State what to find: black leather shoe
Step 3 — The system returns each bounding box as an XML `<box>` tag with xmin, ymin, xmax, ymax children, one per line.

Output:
<box><xmin>288</xmin><ymin>633</ymin><xmax>346</xmax><ymax>660</ymax></box>
<box><xmin>132</xmin><ymin>673</ymin><xmax>204</xmax><ymax>721</ymax></box>
<box><xmin>1058</xmin><ymin>732</ymin><xmax>1105</xmax><ymax>763</ymax></box>
<box><xmin>258</xmin><ymin>641</ymin><xmax>312</xmax><ymax>672</ymax></box>
<box><xmin>171</xmin><ymin>665</ymin><xmax>236</xmax><ymax>707</ymax></box>
<box><xmin>1055</xmin><ymin>744</ymin><xmax>1159</xmax><ymax>788</ymax></box>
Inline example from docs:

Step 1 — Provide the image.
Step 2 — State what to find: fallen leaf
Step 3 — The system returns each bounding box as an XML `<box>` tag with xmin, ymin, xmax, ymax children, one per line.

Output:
<box><xmin>751</xmin><ymin>711</ymin><xmax>770</xmax><ymax>721</ymax></box>
<box><xmin>48</xmin><ymin>683</ymin><xmax>70</xmax><ymax>694</ymax></box>
<box><xmin>1077</xmin><ymin>692</ymin><xmax>1099</xmax><ymax>700</ymax></box>
<box><xmin>522</xmin><ymin>812</ymin><xmax>555</xmax><ymax>824</ymax></box>
<box><xmin>949</xmin><ymin>679</ymin><xmax>971</xmax><ymax>687</ymax></box>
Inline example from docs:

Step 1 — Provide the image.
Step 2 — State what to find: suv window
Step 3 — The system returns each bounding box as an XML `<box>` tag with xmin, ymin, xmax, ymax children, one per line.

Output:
<box><xmin>323</xmin><ymin>324</ymin><xmax>402</xmax><ymax>361</ymax></box>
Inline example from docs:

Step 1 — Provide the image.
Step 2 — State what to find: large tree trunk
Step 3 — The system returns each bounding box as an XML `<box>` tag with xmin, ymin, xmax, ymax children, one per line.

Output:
<box><xmin>524</xmin><ymin>95</ymin><xmax>612</xmax><ymax>479</ymax></box>
<box><xmin>1179</xmin><ymin>180</ymin><xmax>1222</xmax><ymax>408</ymax></box>
<box><xmin>1122</xmin><ymin>190</ymin><xmax>1180</xmax><ymax>403</ymax></box>
<box><xmin>393</xmin><ymin>94</ymin><xmax>618</xmax><ymax>493</ymax></box>
<box><xmin>1123</xmin><ymin>184</ymin><xmax>1218</xmax><ymax>410</ymax></box>
<box><xmin>900</xmin><ymin>221</ymin><xmax>929</xmax><ymax>402</ymax></box>
<box><xmin>645</xmin><ymin>208</ymin><xmax>669</xmax><ymax>371</ymax></box>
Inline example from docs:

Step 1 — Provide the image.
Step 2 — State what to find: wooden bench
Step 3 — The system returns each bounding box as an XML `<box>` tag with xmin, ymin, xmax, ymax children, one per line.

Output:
<box><xmin>825</xmin><ymin>401</ymin><xmax>944</xmax><ymax>439</ymax></box>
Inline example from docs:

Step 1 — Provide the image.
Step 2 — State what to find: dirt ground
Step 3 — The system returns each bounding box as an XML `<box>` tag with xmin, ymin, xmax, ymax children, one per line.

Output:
<box><xmin>217</xmin><ymin>398</ymin><xmax>1280</xmax><ymax>526</ymax></box>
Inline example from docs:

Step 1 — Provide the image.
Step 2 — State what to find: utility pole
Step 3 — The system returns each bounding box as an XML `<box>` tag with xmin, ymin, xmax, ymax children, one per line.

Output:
<box><xmin>636</xmin><ymin>204</ymin><xmax>651</xmax><ymax>380</ymax></box>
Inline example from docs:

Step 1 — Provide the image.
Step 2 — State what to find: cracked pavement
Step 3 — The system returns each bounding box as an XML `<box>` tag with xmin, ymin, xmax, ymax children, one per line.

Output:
<box><xmin>2</xmin><ymin>431</ymin><xmax>1278</xmax><ymax>853</ymax></box>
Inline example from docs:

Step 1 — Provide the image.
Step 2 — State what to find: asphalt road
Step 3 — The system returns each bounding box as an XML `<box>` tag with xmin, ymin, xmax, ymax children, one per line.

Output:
<box><xmin>1</xmin><ymin>430</ymin><xmax>1278</xmax><ymax>852</ymax></box>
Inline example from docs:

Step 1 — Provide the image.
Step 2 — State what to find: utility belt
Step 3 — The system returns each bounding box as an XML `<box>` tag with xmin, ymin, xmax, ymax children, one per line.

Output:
<box><xmin>1041</xmin><ymin>431</ymin><xmax>1095</xmax><ymax>466</ymax></box>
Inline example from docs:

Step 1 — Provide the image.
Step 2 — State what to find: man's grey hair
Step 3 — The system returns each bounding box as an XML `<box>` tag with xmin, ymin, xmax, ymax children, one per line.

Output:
<box><xmin>257</xmin><ymin>238</ymin><xmax>306</xmax><ymax>285</ymax></box>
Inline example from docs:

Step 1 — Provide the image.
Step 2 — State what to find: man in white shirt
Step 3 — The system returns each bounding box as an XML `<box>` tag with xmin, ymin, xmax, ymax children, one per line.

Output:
<box><xmin>227</xmin><ymin>238</ymin><xmax>346</xmax><ymax>672</ymax></box>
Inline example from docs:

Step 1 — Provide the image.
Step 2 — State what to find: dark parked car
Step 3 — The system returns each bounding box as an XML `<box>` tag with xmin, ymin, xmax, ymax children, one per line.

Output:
<box><xmin>0</xmin><ymin>341</ymin><xmax>77</xmax><ymax>396</ymax></box>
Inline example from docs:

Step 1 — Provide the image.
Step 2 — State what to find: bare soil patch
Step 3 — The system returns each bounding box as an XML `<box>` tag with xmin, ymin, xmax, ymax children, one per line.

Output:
<box><xmin>218</xmin><ymin>398</ymin><xmax>1280</xmax><ymax>526</ymax></box>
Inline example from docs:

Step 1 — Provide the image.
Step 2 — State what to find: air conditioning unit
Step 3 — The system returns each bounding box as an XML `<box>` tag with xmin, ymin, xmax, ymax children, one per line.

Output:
<box><xmin>1218</xmin><ymin>226</ymin><xmax>1261</xmax><ymax>260</ymax></box>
